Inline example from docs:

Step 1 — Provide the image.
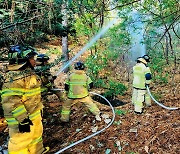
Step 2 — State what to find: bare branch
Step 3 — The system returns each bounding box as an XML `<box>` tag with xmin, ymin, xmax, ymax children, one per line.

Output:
<box><xmin>0</xmin><ymin>15</ymin><xmax>42</xmax><ymax>31</ymax></box>
<box><xmin>172</xmin><ymin>24</ymin><xmax>180</xmax><ymax>39</ymax></box>
<box><xmin>28</xmin><ymin>0</ymin><xmax>51</xmax><ymax>7</ymax></box>
<box><xmin>142</xmin><ymin>5</ymin><xmax>180</xmax><ymax>21</ymax></box>
<box><xmin>105</xmin><ymin>0</ymin><xmax>141</xmax><ymax>11</ymax></box>
<box><xmin>153</xmin><ymin>15</ymin><xmax>180</xmax><ymax>47</ymax></box>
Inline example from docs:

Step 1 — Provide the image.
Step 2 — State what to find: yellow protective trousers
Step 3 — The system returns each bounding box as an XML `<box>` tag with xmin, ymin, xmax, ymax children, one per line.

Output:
<box><xmin>60</xmin><ymin>96</ymin><xmax>100</xmax><ymax>122</ymax></box>
<box><xmin>8</xmin><ymin>112</ymin><xmax>44</xmax><ymax>154</ymax></box>
<box><xmin>132</xmin><ymin>88</ymin><xmax>151</xmax><ymax>113</ymax></box>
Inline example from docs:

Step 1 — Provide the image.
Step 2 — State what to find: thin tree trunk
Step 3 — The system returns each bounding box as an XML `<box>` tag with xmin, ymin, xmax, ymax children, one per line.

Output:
<box><xmin>61</xmin><ymin>0</ymin><xmax>69</xmax><ymax>73</ymax></box>
<box><xmin>10</xmin><ymin>0</ymin><xmax>15</xmax><ymax>23</ymax></box>
<box><xmin>48</xmin><ymin>0</ymin><xmax>53</xmax><ymax>32</ymax></box>
<box><xmin>167</xmin><ymin>30</ymin><xmax>177</xmax><ymax>69</ymax></box>
<box><xmin>165</xmin><ymin>35</ymin><xmax>169</xmax><ymax>64</ymax></box>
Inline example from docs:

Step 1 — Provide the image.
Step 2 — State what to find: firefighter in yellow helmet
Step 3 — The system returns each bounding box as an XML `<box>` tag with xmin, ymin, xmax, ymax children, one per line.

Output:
<box><xmin>1</xmin><ymin>45</ymin><xmax>49</xmax><ymax>154</ymax></box>
<box><xmin>60</xmin><ymin>61</ymin><xmax>100</xmax><ymax>122</ymax></box>
<box><xmin>132</xmin><ymin>55</ymin><xmax>152</xmax><ymax>114</ymax></box>
<box><xmin>35</xmin><ymin>54</ymin><xmax>66</xmax><ymax>103</ymax></box>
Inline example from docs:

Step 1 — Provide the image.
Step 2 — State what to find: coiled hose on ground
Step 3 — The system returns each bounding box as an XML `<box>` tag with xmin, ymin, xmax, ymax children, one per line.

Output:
<box><xmin>146</xmin><ymin>86</ymin><xmax>179</xmax><ymax>110</ymax></box>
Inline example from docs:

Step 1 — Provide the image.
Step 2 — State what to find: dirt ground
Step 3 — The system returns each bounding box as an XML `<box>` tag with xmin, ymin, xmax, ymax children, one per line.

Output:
<box><xmin>42</xmin><ymin>82</ymin><xmax>180</xmax><ymax>154</ymax></box>
<box><xmin>0</xmin><ymin>42</ymin><xmax>179</xmax><ymax>153</ymax></box>
<box><xmin>1</xmin><ymin>77</ymin><xmax>179</xmax><ymax>154</ymax></box>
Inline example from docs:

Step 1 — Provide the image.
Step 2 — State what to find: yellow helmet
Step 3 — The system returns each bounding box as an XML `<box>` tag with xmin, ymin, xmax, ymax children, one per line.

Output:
<box><xmin>137</xmin><ymin>57</ymin><xmax>147</xmax><ymax>64</ymax></box>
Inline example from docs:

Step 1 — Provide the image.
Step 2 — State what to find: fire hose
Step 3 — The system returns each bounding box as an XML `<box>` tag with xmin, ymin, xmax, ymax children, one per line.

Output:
<box><xmin>51</xmin><ymin>89</ymin><xmax>115</xmax><ymax>154</ymax></box>
<box><xmin>51</xmin><ymin>16</ymin><xmax>118</xmax><ymax>153</ymax></box>
<box><xmin>146</xmin><ymin>86</ymin><xmax>179</xmax><ymax>110</ymax></box>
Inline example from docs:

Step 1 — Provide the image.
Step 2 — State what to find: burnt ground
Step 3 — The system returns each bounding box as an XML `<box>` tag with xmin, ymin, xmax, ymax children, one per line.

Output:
<box><xmin>0</xmin><ymin>83</ymin><xmax>179</xmax><ymax>154</ymax></box>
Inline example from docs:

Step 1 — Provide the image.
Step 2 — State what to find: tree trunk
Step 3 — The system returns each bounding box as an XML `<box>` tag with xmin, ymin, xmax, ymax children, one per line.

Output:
<box><xmin>10</xmin><ymin>0</ymin><xmax>15</xmax><ymax>23</ymax></box>
<box><xmin>61</xmin><ymin>0</ymin><xmax>69</xmax><ymax>73</ymax></box>
<box><xmin>167</xmin><ymin>30</ymin><xmax>177</xmax><ymax>70</ymax></box>
<box><xmin>165</xmin><ymin>35</ymin><xmax>169</xmax><ymax>64</ymax></box>
<box><xmin>48</xmin><ymin>0</ymin><xmax>53</xmax><ymax>33</ymax></box>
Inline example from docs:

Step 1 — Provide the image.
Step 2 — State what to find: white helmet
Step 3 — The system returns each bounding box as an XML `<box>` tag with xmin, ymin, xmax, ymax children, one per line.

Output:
<box><xmin>137</xmin><ymin>57</ymin><xmax>147</xmax><ymax>64</ymax></box>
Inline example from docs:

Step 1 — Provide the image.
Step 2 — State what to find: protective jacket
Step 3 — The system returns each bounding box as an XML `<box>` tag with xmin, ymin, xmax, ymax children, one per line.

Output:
<box><xmin>65</xmin><ymin>70</ymin><xmax>92</xmax><ymax>98</ymax></box>
<box><xmin>1</xmin><ymin>68</ymin><xmax>43</xmax><ymax>128</ymax></box>
<box><xmin>61</xmin><ymin>70</ymin><xmax>99</xmax><ymax>122</ymax></box>
<box><xmin>133</xmin><ymin>63</ymin><xmax>151</xmax><ymax>89</ymax></box>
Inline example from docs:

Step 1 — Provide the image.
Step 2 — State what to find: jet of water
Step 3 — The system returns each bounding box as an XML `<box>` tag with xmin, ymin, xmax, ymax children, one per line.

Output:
<box><xmin>56</xmin><ymin>17</ymin><xmax>118</xmax><ymax>76</ymax></box>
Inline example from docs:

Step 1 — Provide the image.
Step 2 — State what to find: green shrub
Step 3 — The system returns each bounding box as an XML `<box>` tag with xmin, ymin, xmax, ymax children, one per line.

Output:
<box><xmin>149</xmin><ymin>54</ymin><xmax>169</xmax><ymax>85</ymax></box>
<box><xmin>104</xmin><ymin>80</ymin><xmax>127</xmax><ymax>99</ymax></box>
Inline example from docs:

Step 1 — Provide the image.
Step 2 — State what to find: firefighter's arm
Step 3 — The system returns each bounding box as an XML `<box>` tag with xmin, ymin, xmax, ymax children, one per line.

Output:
<box><xmin>47</xmin><ymin>75</ymin><xmax>56</xmax><ymax>83</ymax></box>
<box><xmin>2</xmin><ymin>79</ymin><xmax>29</xmax><ymax>124</ymax></box>
<box><xmin>12</xmin><ymin>98</ymin><xmax>29</xmax><ymax>123</ymax></box>
<box><xmin>65</xmin><ymin>79</ymin><xmax>69</xmax><ymax>91</ymax></box>
<box><xmin>145</xmin><ymin>67</ymin><xmax>152</xmax><ymax>85</ymax></box>
<box><xmin>14</xmin><ymin>75</ymin><xmax>37</xmax><ymax>132</ymax></box>
<box><xmin>87</xmin><ymin>76</ymin><xmax>93</xmax><ymax>89</ymax></box>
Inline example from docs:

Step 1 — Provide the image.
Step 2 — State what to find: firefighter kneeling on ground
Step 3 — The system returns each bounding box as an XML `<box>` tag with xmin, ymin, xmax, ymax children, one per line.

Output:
<box><xmin>1</xmin><ymin>45</ymin><xmax>49</xmax><ymax>154</ymax></box>
<box><xmin>35</xmin><ymin>54</ymin><xmax>66</xmax><ymax>104</ymax></box>
<box><xmin>60</xmin><ymin>61</ymin><xmax>101</xmax><ymax>122</ymax></box>
<box><xmin>132</xmin><ymin>55</ymin><xmax>152</xmax><ymax>114</ymax></box>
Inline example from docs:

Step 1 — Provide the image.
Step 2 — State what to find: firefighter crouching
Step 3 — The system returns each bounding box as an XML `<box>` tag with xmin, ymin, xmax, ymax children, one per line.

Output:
<box><xmin>1</xmin><ymin>45</ymin><xmax>49</xmax><ymax>154</ymax></box>
<box><xmin>132</xmin><ymin>55</ymin><xmax>152</xmax><ymax>114</ymax></box>
<box><xmin>60</xmin><ymin>61</ymin><xmax>101</xmax><ymax>122</ymax></box>
<box><xmin>35</xmin><ymin>54</ymin><xmax>66</xmax><ymax>103</ymax></box>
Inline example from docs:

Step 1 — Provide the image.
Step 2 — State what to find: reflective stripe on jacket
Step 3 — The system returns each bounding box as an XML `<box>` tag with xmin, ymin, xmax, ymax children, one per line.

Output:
<box><xmin>133</xmin><ymin>63</ymin><xmax>151</xmax><ymax>89</ymax></box>
<box><xmin>66</xmin><ymin>70</ymin><xmax>92</xmax><ymax>98</ymax></box>
<box><xmin>1</xmin><ymin>68</ymin><xmax>43</xmax><ymax>127</ymax></box>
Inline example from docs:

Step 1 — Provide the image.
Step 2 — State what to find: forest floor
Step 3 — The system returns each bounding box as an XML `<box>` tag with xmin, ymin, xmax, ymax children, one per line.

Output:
<box><xmin>1</xmin><ymin>78</ymin><xmax>179</xmax><ymax>154</ymax></box>
<box><xmin>0</xmin><ymin>41</ymin><xmax>180</xmax><ymax>154</ymax></box>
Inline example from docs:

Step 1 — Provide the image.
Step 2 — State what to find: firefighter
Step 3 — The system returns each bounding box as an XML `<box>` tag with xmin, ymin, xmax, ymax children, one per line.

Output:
<box><xmin>132</xmin><ymin>55</ymin><xmax>152</xmax><ymax>114</ymax></box>
<box><xmin>1</xmin><ymin>45</ymin><xmax>49</xmax><ymax>154</ymax></box>
<box><xmin>60</xmin><ymin>61</ymin><xmax>101</xmax><ymax>122</ymax></box>
<box><xmin>35</xmin><ymin>53</ymin><xmax>66</xmax><ymax>103</ymax></box>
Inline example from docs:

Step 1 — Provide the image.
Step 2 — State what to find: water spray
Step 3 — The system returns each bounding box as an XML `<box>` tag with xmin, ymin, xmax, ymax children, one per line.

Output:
<box><xmin>55</xmin><ymin>18</ymin><xmax>118</xmax><ymax>76</ymax></box>
<box><xmin>52</xmin><ymin>89</ymin><xmax>115</xmax><ymax>154</ymax></box>
<box><xmin>146</xmin><ymin>86</ymin><xmax>179</xmax><ymax>110</ymax></box>
<box><xmin>52</xmin><ymin>6</ymin><xmax>119</xmax><ymax>152</ymax></box>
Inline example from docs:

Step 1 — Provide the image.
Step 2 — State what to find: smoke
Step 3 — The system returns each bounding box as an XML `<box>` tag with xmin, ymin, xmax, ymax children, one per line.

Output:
<box><xmin>127</xmin><ymin>10</ymin><xmax>146</xmax><ymax>63</ymax></box>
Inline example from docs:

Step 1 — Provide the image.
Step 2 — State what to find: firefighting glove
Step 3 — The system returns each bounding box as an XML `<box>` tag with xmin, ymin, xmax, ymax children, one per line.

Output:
<box><xmin>18</xmin><ymin>117</ymin><xmax>33</xmax><ymax>133</ymax></box>
<box><xmin>48</xmin><ymin>76</ymin><xmax>56</xmax><ymax>83</ymax></box>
